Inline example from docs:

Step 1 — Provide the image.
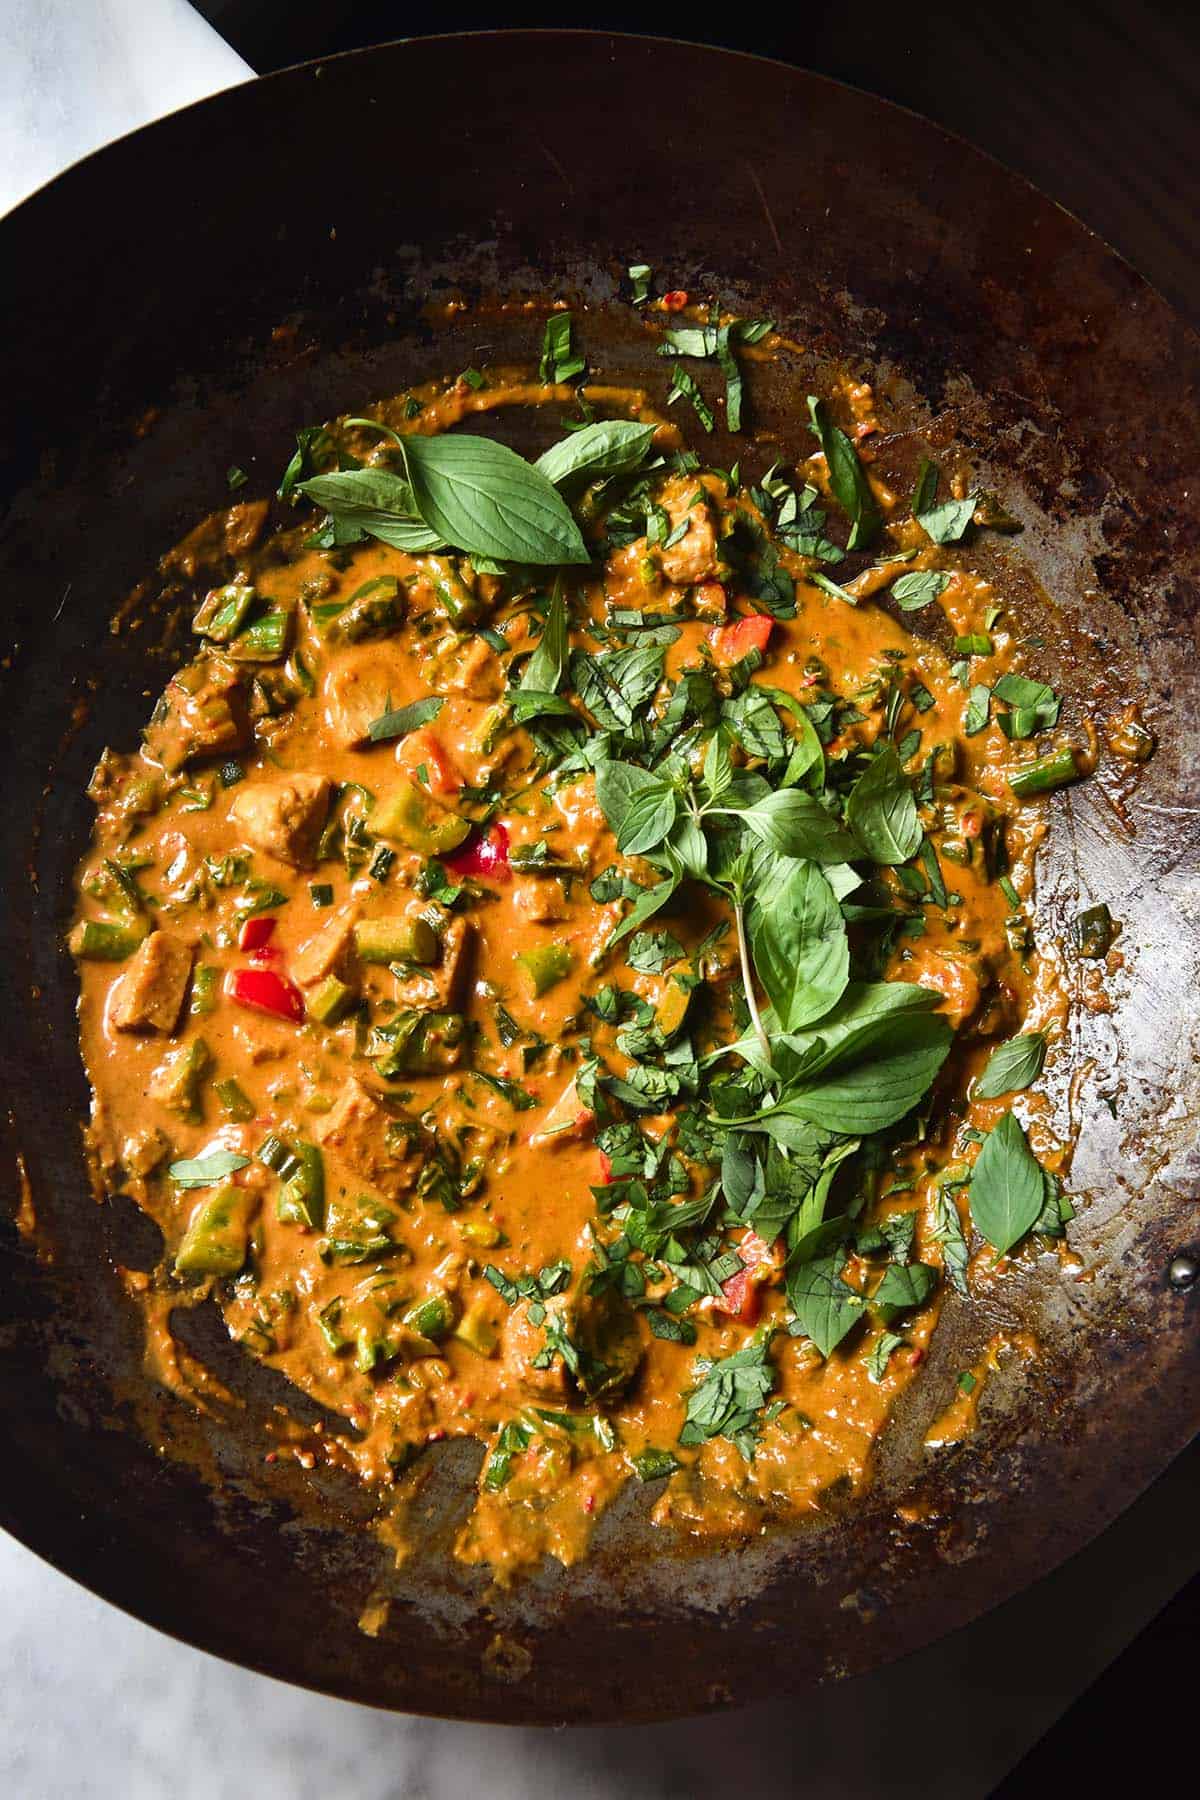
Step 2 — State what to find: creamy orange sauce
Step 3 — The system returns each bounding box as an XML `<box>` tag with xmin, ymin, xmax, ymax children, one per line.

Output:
<box><xmin>70</xmin><ymin>352</ymin><xmax>1081</xmax><ymax>1583</ymax></box>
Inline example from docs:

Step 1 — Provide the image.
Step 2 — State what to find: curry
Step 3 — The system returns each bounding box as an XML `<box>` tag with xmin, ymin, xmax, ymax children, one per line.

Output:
<box><xmin>70</xmin><ymin>291</ymin><xmax>1109</xmax><ymax>1584</ymax></box>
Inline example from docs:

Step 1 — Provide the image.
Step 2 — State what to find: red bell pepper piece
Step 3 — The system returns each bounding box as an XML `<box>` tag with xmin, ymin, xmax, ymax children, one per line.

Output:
<box><xmin>227</xmin><ymin>967</ymin><xmax>305</xmax><ymax>1023</ymax></box>
<box><xmin>708</xmin><ymin>614</ymin><xmax>774</xmax><ymax>668</ymax></box>
<box><xmin>597</xmin><ymin>1150</ymin><xmax>613</xmax><ymax>1184</ymax></box>
<box><xmin>238</xmin><ymin>915</ymin><xmax>276</xmax><ymax>953</ymax></box>
<box><xmin>718</xmin><ymin>1268</ymin><xmax>761</xmax><ymax>1326</ymax></box>
<box><xmin>662</xmin><ymin>290</ymin><xmax>689</xmax><ymax>312</ymax></box>
<box><xmin>717</xmin><ymin>1230</ymin><xmax>779</xmax><ymax>1324</ymax></box>
<box><xmin>442</xmin><ymin>820</ymin><xmax>510</xmax><ymax>881</ymax></box>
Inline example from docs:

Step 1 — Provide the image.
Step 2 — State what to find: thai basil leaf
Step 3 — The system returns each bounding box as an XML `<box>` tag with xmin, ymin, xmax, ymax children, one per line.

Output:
<box><xmin>762</xmin><ymin>1017</ymin><xmax>951</xmax><ymax>1135</ymax></box>
<box><xmin>787</xmin><ymin>1255</ymin><xmax>865</xmax><ymax>1357</ymax></box>
<box><xmin>806</xmin><ymin>396</ymin><xmax>881</xmax><ymax>550</ymax></box>
<box><xmin>975</xmin><ymin>1031</ymin><xmax>1047</xmax><ymax>1100</ymax></box>
<box><xmin>539</xmin><ymin>312</ymin><xmax>586</xmax><ymax>384</ymax></box>
<box><xmin>667</xmin><ymin>364</ymin><xmax>715</xmax><ymax>433</ymax></box>
<box><xmin>723</xmin><ymin>688</ymin><xmax>787</xmax><ymax>762</ymax></box>
<box><xmin>296</xmin><ymin>468</ymin><xmax>446</xmax><ymax>552</ymax></box>
<box><xmin>733</xmin><ymin>789</ymin><xmax>859</xmax><ymax>863</ymax></box>
<box><xmin>749</xmin><ymin>859</ymin><xmax>849</xmax><ymax>1031</ymax></box>
<box><xmin>872</xmin><ymin>1260</ymin><xmax>938</xmax><ymax>1318</ymax></box>
<box><xmin>890</xmin><ymin>570</ymin><xmax>950</xmax><ymax>611</ymax></box>
<box><xmin>367</xmin><ymin>696</ymin><xmax>444</xmax><ymax>743</ymax></box>
<box><xmin>519</xmin><ymin>579</ymin><xmax>568</xmax><ymax>694</ymax></box>
<box><xmin>168</xmin><ymin>1151</ymin><xmax>251</xmax><ymax>1188</ymax></box>
<box><xmin>569</xmin><ymin>645</ymin><xmax>665</xmax><ymax>730</ymax></box>
<box><xmin>846</xmin><ymin>747</ymin><xmax>922</xmax><ymax>865</ymax></box>
<box><xmin>917</xmin><ymin>491</ymin><xmax>980</xmax><ymax>545</ymax></box>
<box><xmin>594</xmin><ymin>761</ymin><xmax>678</xmax><ymax>856</ymax></box>
<box><xmin>535</xmin><ymin>420</ymin><xmax>657</xmax><ymax>488</ymax></box>
<box><xmin>401</xmin><ymin>432</ymin><xmax>589</xmax><ymax>566</ymax></box>
<box><xmin>968</xmin><ymin>1110</ymin><xmax>1045</xmax><ymax>1255</ymax></box>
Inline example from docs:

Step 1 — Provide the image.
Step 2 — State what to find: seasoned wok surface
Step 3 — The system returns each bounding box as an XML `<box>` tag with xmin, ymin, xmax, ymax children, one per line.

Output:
<box><xmin>1</xmin><ymin>35</ymin><xmax>1198</xmax><ymax>1721</ymax></box>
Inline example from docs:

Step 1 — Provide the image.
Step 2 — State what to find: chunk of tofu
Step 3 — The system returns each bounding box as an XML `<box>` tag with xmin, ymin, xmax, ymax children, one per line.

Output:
<box><xmin>315</xmin><ymin>1081</ymin><xmax>427</xmax><ymax>1201</ymax></box>
<box><xmin>393</xmin><ymin>915</ymin><xmax>474</xmax><ymax>1013</ymax></box>
<box><xmin>292</xmin><ymin>903</ymin><xmax>360</xmax><ymax>987</ymax></box>
<box><xmin>120</xmin><ymin>1126</ymin><xmax>172</xmax><ymax>1177</ymax></box>
<box><xmin>502</xmin><ymin>1300</ymin><xmax>570</xmax><ymax>1401</ymax></box>
<box><xmin>145</xmin><ymin>658</ymin><xmax>249</xmax><ymax>773</ymax></box>
<box><xmin>512</xmin><ymin>876</ymin><xmax>569</xmax><ymax>924</ymax></box>
<box><xmin>658</xmin><ymin>477</ymin><xmax>718</xmax><ymax>585</ymax></box>
<box><xmin>321</xmin><ymin>644</ymin><xmax>409</xmax><ymax>750</ymax></box>
<box><xmin>111</xmin><ymin>931</ymin><xmax>194</xmax><ymax>1034</ymax></box>
<box><xmin>550</xmin><ymin>776</ymin><xmax>609</xmax><ymax>866</ymax></box>
<box><xmin>441</xmin><ymin>634</ymin><xmax>503</xmax><ymax>701</ymax></box>
<box><xmin>228</xmin><ymin>773</ymin><xmax>331</xmax><ymax>868</ymax></box>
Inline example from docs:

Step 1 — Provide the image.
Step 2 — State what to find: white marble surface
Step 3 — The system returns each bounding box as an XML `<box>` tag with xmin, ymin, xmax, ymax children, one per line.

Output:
<box><xmin>0</xmin><ymin>0</ymin><xmax>250</xmax><ymax>218</ymax></box>
<box><xmin>1</xmin><ymin>7</ymin><xmax>1196</xmax><ymax>1794</ymax></box>
<box><xmin>3</xmin><ymin>1440</ymin><xmax>1199</xmax><ymax>1799</ymax></box>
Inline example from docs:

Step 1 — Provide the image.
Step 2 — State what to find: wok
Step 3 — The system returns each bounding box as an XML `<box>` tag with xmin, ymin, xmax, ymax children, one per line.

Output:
<box><xmin>0</xmin><ymin>32</ymin><xmax>1197</xmax><ymax>1724</ymax></box>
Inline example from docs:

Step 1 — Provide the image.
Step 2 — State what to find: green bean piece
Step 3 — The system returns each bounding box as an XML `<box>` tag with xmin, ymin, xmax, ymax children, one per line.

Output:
<box><xmin>278</xmin><ymin>1141</ymin><xmax>325</xmax><ymax>1229</ymax></box>
<box><xmin>214</xmin><ymin>1077</ymin><xmax>255</xmax><ymax>1122</ymax></box>
<box><xmin>226</xmin><ymin>610</ymin><xmax>293</xmax><ymax>662</ymax></box>
<box><xmin>190</xmin><ymin>965</ymin><xmax>220</xmax><ymax>1016</ymax></box>
<box><xmin>354</xmin><ymin>916</ymin><xmax>438</xmax><ymax>965</ymax></box>
<box><xmin>193</xmin><ymin>582</ymin><xmax>257</xmax><ymax>643</ymax></box>
<box><xmin>402</xmin><ymin>1293</ymin><xmax>456</xmax><ymax>1342</ymax></box>
<box><xmin>1009</xmin><ymin>747</ymin><xmax>1080</xmax><ymax>798</ymax></box>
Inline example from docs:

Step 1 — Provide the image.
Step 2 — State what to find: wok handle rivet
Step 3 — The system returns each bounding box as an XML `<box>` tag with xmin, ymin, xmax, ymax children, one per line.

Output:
<box><xmin>1168</xmin><ymin>1253</ymin><xmax>1198</xmax><ymax>1291</ymax></box>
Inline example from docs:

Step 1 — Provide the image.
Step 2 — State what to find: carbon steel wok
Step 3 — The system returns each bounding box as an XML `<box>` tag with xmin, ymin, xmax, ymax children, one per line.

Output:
<box><xmin>0</xmin><ymin>32</ymin><xmax>1197</xmax><ymax>1724</ymax></box>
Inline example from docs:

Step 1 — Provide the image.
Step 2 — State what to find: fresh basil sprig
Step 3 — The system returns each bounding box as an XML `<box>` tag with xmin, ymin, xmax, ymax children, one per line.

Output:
<box><xmin>299</xmin><ymin>420</ymin><xmax>589</xmax><ymax>567</ymax></box>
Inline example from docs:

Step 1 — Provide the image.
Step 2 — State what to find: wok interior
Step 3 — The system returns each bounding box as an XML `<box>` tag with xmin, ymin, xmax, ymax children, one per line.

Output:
<box><xmin>0</xmin><ymin>34</ymin><xmax>1197</xmax><ymax>1721</ymax></box>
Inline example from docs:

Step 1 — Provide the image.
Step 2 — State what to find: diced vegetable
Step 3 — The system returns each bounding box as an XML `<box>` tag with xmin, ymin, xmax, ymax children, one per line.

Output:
<box><xmin>307</xmin><ymin>974</ymin><xmax>357</xmax><ymax>1024</ymax></box>
<box><xmin>148</xmin><ymin>1037</ymin><xmax>211</xmax><ymax>1122</ymax></box>
<box><xmin>1072</xmin><ymin>903</ymin><xmax>1116</xmax><ymax>960</ymax></box>
<box><xmin>402</xmin><ymin>1292</ymin><xmax>457</xmax><ymax>1342</ymax></box>
<box><xmin>517</xmin><ymin>943</ymin><xmax>573</xmax><ymax>996</ymax></box>
<box><xmin>190</xmin><ymin>965</ymin><xmax>220</xmax><ymax>1015</ymax></box>
<box><xmin>372</xmin><ymin>778</ymin><xmax>470</xmax><ymax>856</ymax></box>
<box><xmin>708</xmin><ymin>614</ymin><xmax>773</xmax><ymax>667</ymax></box>
<box><xmin>452</xmin><ymin>1301</ymin><xmax>499</xmax><ymax>1357</ymax></box>
<box><xmin>193</xmin><ymin>582</ymin><xmax>256</xmax><ymax>643</ymax></box>
<box><xmin>424</xmin><ymin>555</ymin><xmax>483</xmax><ymax>625</ymax></box>
<box><xmin>174</xmin><ymin>1182</ymin><xmax>254</xmax><ymax>1276</ymax></box>
<box><xmin>277</xmin><ymin>1141</ymin><xmax>325</xmax><ymax>1229</ymax></box>
<box><xmin>227</xmin><ymin>967</ymin><xmax>306</xmax><ymax>1023</ymax></box>
<box><xmin>632</xmin><ymin>1447</ymin><xmax>682</xmax><ymax>1482</ymax></box>
<box><xmin>442</xmin><ymin>821</ymin><xmax>511</xmax><ymax>880</ymax></box>
<box><xmin>214</xmin><ymin>1077</ymin><xmax>256</xmax><ymax>1122</ymax></box>
<box><xmin>238</xmin><ymin>915</ymin><xmax>276</xmax><ymax>952</ymax></box>
<box><xmin>226</xmin><ymin>610</ymin><xmax>293</xmax><ymax>662</ymax></box>
<box><xmin>1009</xmin><ymin>748</ymin><xmax>1080</xmax><ymax>798</ymax></box>
<box><xmin>353</xmin><ymin>916</ymin><xmax>439</xmax><ymax>965</ymax></box>
<box><xmin>68</xmin><ymin>919</ymin><xmax>147</xmax><ymax>961</ymax></box>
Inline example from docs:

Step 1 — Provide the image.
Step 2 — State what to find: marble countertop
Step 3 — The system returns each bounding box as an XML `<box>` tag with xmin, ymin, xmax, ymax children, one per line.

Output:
<box><xmin>1</xmin><ymin>7</ymin><xmax>1196</xmax><ymax>1794</ymax></box>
